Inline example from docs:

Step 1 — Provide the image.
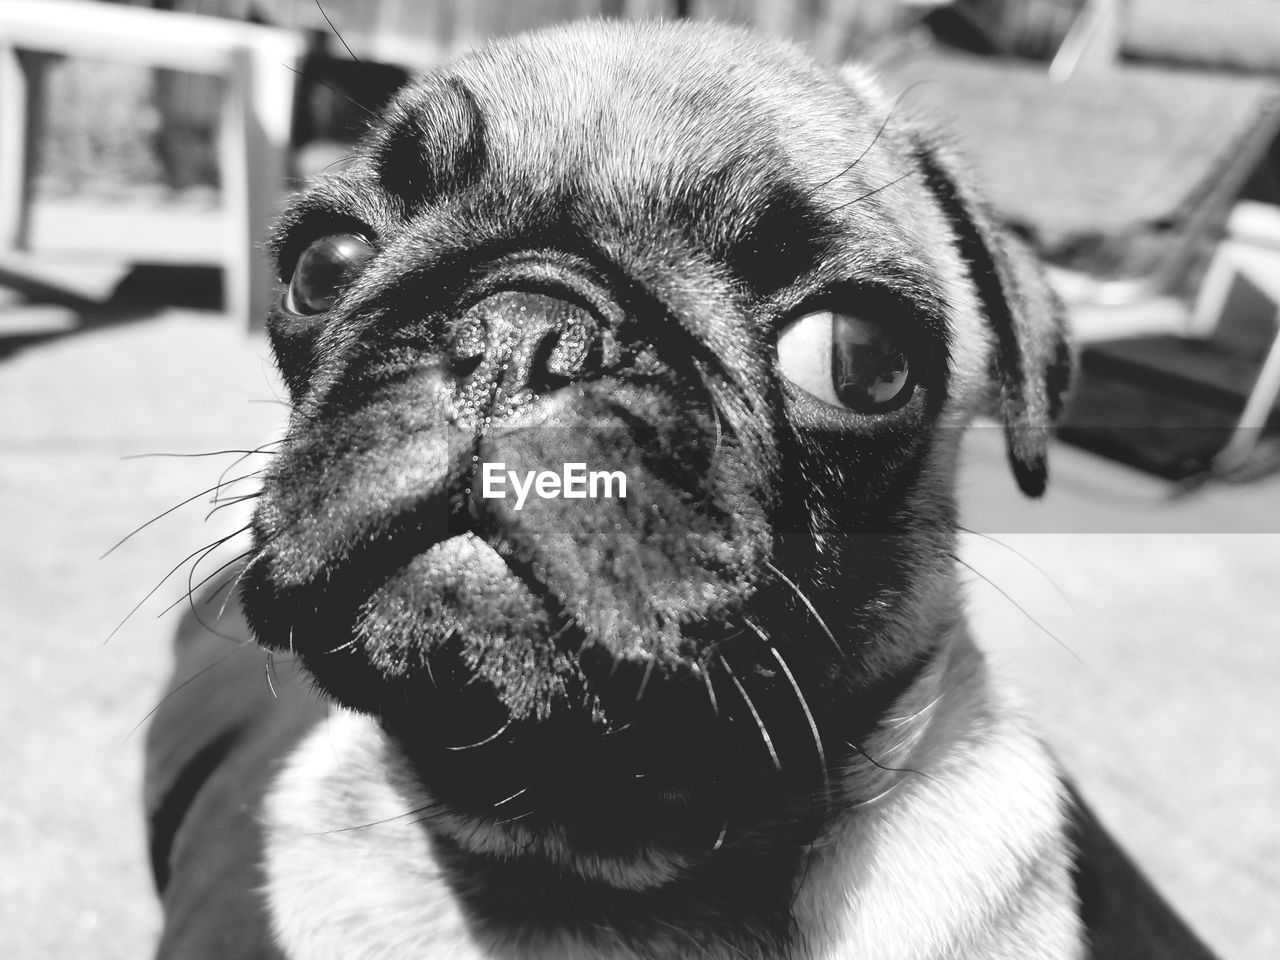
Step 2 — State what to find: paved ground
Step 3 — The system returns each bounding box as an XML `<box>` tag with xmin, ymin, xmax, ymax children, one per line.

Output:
<box><xmin>2</xmin><ymin>296</ymin><xmax>1277</xmax><ymax>959</ymax></box>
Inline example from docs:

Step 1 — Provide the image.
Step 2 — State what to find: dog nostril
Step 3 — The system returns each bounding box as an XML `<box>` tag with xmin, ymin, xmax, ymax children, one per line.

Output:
<box><xmin>448</xmin><ymin>314</ymin><xmax>487</xmax><ymax>380</ymax></box>
<box><xmin>450</xmin><ymin>353</ymin><xmax>484</xmax><ymax>380</ymax></box>
<box><xmin>529</xmin><ymin>312</ymin><xmax>598</xmax><ymax>391</ymax></box>
<box><xmin>452</xmin><ymin>291</ymin><xmax>604</xmax><ymax>397</ymax></box>
<box><xmin>545</xmin><ymin>323</ymin><xmax>591</xmax><ymax>378</ymax></box>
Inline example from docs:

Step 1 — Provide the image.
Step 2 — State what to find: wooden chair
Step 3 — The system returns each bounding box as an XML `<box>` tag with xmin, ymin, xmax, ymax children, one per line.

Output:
<box><xmin>879</xmin><ymin>10</ymin><xmax>1280</xmax><ymax>478</ymax></box>
<box><xmin>0</xmin><ymin>0</ymin><xmax>305</xmax><ymax>327</ymax></box>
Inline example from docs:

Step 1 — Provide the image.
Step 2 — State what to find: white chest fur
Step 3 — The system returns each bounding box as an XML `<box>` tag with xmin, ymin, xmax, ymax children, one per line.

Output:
<box><xmin>262</xmin><ymin>637</ymin><xmax>1081</xmax><ymax>960</ymax></box>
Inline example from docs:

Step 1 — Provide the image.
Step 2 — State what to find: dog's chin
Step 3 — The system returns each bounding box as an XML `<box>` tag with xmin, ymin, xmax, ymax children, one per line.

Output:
<box><xmin>392</xmin><ymin>713</ymin><xmax>752</xmax><ymax>892</ymax></box>
<box><xmin>390</xmin><ymin>708</ymin><xmax>765</xmax><ymax>892</ymax></box>
<box><xmin>419</xmin><ymin>778</ymin><xmax>731</xmax><ymax>892</ymax></box>
<box><xmin>244</xmin><ymin>532</ymin><xmax>797</xmax><ymax>883</ymax></box>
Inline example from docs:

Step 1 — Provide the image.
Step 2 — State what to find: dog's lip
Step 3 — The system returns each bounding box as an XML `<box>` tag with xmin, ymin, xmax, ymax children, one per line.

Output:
<box><xmin>266</xmin><ymin>522</ymin><xmax>715</xmax><ymax>729</ymax></box>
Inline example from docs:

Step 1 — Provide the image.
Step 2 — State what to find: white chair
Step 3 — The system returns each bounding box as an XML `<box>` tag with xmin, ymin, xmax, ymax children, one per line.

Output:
<box><xmin>0</xmin><ymin>0</ymin><xmax>305</xmax><ymax>327</ymax></box>
<box><xmin>1187</xmin><ymin>202</ymin><xmax>1280</xmax><ymax>472</ymax></box>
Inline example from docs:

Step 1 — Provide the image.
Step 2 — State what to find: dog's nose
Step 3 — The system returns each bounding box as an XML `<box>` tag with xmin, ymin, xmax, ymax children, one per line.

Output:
<box><xmin>449</xmin><ymin>290</ymin><xmax>602</xmax><ymax>403</ymax></box>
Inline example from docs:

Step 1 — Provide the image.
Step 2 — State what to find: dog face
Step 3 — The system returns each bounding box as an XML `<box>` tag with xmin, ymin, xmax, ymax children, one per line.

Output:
<box><xmin>241</xmin><ymin>21</ymin><xmax>1068</xmax><ymax>879</ymax></box>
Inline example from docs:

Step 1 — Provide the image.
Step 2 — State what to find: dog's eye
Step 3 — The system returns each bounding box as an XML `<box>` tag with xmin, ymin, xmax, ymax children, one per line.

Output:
<box><xmin>776</xmin><ymin>310</ymin><xmax>912</xmax><ymax>412</ymax></box>
<box><xmin>285</xmin><ymin>234</ymin><xmax>376</xmax><ymax>314</ymax></box>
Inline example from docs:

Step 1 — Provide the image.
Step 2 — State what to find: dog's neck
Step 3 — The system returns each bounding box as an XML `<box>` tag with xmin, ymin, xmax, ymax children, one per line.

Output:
<box><xmin>256</xmin><ymin>623</ymin><xmax>1077</xmax><ymax>960</ymax></box>
<box><xmin>437</xmin><ymin>645</ymin><xmax>955</xmax><ymax>950</ymax></box>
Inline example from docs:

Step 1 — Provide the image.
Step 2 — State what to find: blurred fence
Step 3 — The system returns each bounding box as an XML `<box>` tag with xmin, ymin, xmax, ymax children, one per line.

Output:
<box><xmin>147</xmin><ymin>0</ymin><xmax>913</xmax><ymax>65</ymax></box>
<box><xmin>45</xmin><ymin>0</ymin><xmax>915</xmax><ymax>195</ymax></box>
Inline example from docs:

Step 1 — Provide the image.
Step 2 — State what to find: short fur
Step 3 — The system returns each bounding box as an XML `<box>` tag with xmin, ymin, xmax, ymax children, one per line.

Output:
<box><xmin>144</xmin><ymin>19</ymin><xmax>1216</xmax><ymax>960</ymax></box>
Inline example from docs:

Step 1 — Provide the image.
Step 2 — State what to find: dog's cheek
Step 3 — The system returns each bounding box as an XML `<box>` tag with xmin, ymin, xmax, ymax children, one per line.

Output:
<box><xmin>266</xmin><ymin>309</ymin><xmax>326</xmax><ymax>400</ymax></box>
<box><xmin>778</xmin><ymin>404</ymin><xmax>931</xmax><ymax>537</ymax></box>
<box><xmin>769</xmin><ymin>420</ymin><xmax>953</xmax><ymax>666</ymax></box>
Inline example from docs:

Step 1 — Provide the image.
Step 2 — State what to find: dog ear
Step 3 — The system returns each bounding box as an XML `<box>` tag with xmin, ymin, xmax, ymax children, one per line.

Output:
<box><xmin>910</xmin><ymin>131</ymin><xmax>1073</xmax><ymax>497</ymax></box>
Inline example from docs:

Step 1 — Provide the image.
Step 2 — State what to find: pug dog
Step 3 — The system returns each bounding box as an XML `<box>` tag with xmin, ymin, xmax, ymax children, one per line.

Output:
<box><xmin>143</xmin><ymin>19</ymin><xmax>1218</xmax><ymax>960</ymax></box>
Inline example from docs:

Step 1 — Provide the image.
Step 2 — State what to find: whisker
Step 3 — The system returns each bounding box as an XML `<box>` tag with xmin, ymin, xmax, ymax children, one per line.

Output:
<box><xmin>493</xmin><ymin>786</ymin><xmax>529</xmax><ymax>809</ymax></box>
<box><xmin>155</xmin><ymin>547</ymin><xmax>254</xmax><ymax>620</ymax></box>
<box><xmin>829</xmin><ymin>170</ymin><xmax>913</xmax><ymax>213</ymax></box>
<box><xmin>321</xmin><ymin>638</ymin><xmax>360</xmax><ymax>655</ymax></box>
<box><xmin>709</xmin><ymin>400</ymin><xmax>724</xmax><ymax>470</ymax></box>
<box><xmin>720</xmin><ymin>655</ymin><xmax>782</xmax><ymax>772</ymax></box>
<box><xmin>320</xmin><ymin>154</ymin><xmax>357</xmax><ymax>174</ymax></box>
<box><xmin>635</xmin><ymin>656</ymin><xmax>657</xmax><ymax>703</ymax></box>
<box><xmin>847</xmin><ymin>778</ymin><xmax>907</xmax><ymax>809</ymax></box>
<box><xmin>204</xmin><ymin>492</ymin><xmax>260</xmax><ymax>523</ymax></box>
<box><xmin>122</xmin><ymin>444</ymin><xmax>280</xmax><ymax>461</ymax></box>
<box><xmin>106</xmin><ymin>525</ymin><xmax>251</xmax><ymax>642</ymax></box>
<box><xmin>314</xmin><ymin>0</ymin><xmax>361</xmax><ymax>63</ymax></box>
<box><xmin>740</xmin><ymin>619</ymin><xmax>826</xmax><ymax>776</ymax></box>
<box><xmin>956</xmin><ymin>526</ymin><xmax>1075</xmax><ymax>611</ymax></box>
<box><xmin>214</xmin><ymin>544</ymin><xmax>268</xmax><ymax>623</ymax></box>
<box><xmin>444</xmin><ymin>719</ymin><xmax>512</xmax><ymax>751</ymax></box>
<box><xmin>100</xmin><ymin>472</ymin><xmax>263</xmax><ymax>559</ymax></box>
<box><xmin>201</xmin><ymin>567</ymin><xmax>243</xmax><ymax>613</ymax></box>
<box><xmin>712</xmin><ymin>820</ymin><xmax>729</xmax><ymax>852</ymax></box>
<box><xmin>763</xmin><ymin>560</ymin><xmax>847</xmax><ymax>665</ymax></box>
<box><xmin>951</xmin><ymin>553</ymin><xmax>1083</xmax><ymax>665</ymax></box>
<box><xmin>213</xmin><ymin>459</ymin><xmax>268</xmax><ymax>504</ymax></box>
<box><xmin>494</xmin><ymin>809</ymin><xmax>536</xmax><ymax>827</ymax></box>
<box><xmin>700</xmin><ymin>664</ymin><xmax>719</xmax><ymax>717</ymax></box>
<box><xmin>178</xmin><ymin>542</ymin><xmax>262</xmax><ymax>643</ymax></box>
<box><xmin>883</xmin><ymin>691</ymin><xmax>943</xmax><ymax>728</ymax></box>
<box><xmin>767</xmin><ymin>643</ymin><xmax>827</xmax><ymax>777</ymax></box>
<box><xmin>844</xmin><ymin>739</ymin><xmax>930</xmax><ymax>781</ymax></box>
<box><xmin>806</xmin><ymin>79</ymin><xmax>935</xmax><ymax>199</ymax></box>
<box><xmin>318</xmin><ymin>801</ymin><xmax>439</xmax><ymax>836</ymax></box>
<box><xmin>281</xmin><ymin>60</ymin><xmax>374</xmax><ymax>119</ymax></box>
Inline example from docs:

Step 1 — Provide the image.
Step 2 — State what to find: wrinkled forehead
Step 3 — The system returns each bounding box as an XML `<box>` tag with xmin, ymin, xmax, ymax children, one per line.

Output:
<box><xmin>468</xmin><ymin>29</ymin><xmax>881</xmax><ymax>183</ymax></box>
<box><xmin>367</xmin><ymin>23</ymin><xmax>903</xmax><ymax>224</ymax></box>
<box><xmin>333</xmin><ymin>23</ymin><xmax>956</xmax><ymax>319</ymax></box>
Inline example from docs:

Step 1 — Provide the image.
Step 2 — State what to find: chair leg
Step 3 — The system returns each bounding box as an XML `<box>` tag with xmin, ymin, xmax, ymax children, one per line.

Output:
<box><xmin>0</xmin><ymin>42</ymin><xmax>31</xmax><ymax>251</ymax></box>
<box><xmin>1213</xmin><ymin>320</ymin><xmax>1280</xmax><ymax>472</ymax></box>
<box><xmin>243</xmin><ymin>38</ymin><xmax>298</xmax><ymax>330</ymax></box>
<box><xmin>1186</xmin><ymin>241</ymin><xmax>1241</xmax><ymax>338</ymax></box>
<box><xmin>218</xmin><ymin>47</ymin><xmax>253</xmax><ymax>328</ymax></box>
<box><xmin>219</xmin><ymin>41</ymin><xmax>298</xmax><ymax>329</ymax></box>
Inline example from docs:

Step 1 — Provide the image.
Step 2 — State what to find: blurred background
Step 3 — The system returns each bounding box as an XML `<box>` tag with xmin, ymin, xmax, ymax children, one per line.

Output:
<box><xmin>2</xmin><ymin>1</ymin><xmax>1278</xmax><ymax>958</ymax></box>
